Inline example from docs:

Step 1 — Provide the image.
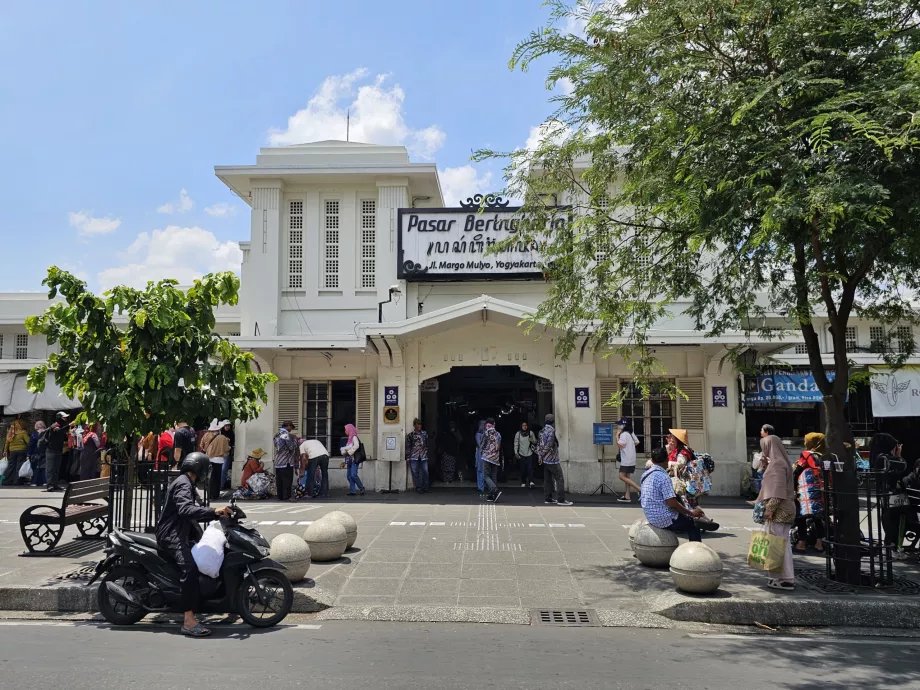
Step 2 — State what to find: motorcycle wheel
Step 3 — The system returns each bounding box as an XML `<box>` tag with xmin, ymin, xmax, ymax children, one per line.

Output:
<box><xmin>237</xmin><ymin>569</ymin><xmax>293</xmax><ymax>628</ymax></box>
<box><xmin>98</xmin><ymin>565</ymin><xmax>149</xmax><ymax>626</ymax></box>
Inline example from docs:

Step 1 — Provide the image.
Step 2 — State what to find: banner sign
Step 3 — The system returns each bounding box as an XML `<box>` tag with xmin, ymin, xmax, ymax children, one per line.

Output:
<box><xmin>384</xmin><ymin>386</ymin><xmax>399</xmax><ymax>406</ymax></box>
<box><xmin>397</xmin><ymin>206</ymin><xmax>568</xmax><ymax>281</ymax></box>
<box><xmin>870</xmin><ymin>367</ymin><xmax>920</xmax><ymax>418</ymax></box>
<box><xmin>711</xmin><ymin>386</ymin><xmax>728</xmax><ymax>408</ymax></box>
<box><xmin>745</xmin><ymin>371</ymin><xmax>835</xmax><ymax>405</ymax></box>
<box><xmin>575</xmin><ymin>387</ymin><xmax>590</xmax><ymax>408</ymax></box>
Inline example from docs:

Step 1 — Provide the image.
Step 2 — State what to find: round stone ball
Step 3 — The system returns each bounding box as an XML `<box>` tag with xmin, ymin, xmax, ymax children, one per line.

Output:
<box><xmin>669</xmin><ymin>541</ymin><xmax>723</xmax><ymax>594</ymax></box>
<box><xmin>628</xmin><ymin>518</ymin><xmax>647</xmax><ymax>553</ymax></box>
<box><xmin>270</xmin><ymin>533</ymin><xmax>311</xmax><ymax>583</ymax></box>
<box><xmin>322</xmin><ymin>511</ymin><xmax>358</xmax><ymax>549</ymax></box>
<box><xmin>303</xmin><ymin>519</ymin><xmax>348</xmax><ymax>562</ymax></box>
<box><xmin>633</xmin><ymin>522</ymin><xmax>679</xmax><ymax>568</ymax></box>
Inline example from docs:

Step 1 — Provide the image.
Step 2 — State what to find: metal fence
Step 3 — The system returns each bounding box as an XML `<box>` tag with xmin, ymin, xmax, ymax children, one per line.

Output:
<box><xmin>107</xmin><ymin>458</ymin><xmax>210</xmax><ymax>534</ymax></box>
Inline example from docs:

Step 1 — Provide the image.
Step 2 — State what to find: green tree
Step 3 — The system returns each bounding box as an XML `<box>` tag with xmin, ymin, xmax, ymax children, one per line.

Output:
<box><xmin>25</xmin><ymin>268</ymin><xmax>276</xmax><ymax>458</ymax></box>
<box><xmin>479</xmin><ymin>0</ymin><xmax>920</xmax><ymax>581</ymax></box>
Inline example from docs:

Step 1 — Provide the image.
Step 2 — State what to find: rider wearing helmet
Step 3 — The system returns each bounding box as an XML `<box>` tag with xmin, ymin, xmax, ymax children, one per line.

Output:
<box><xmin>155</xmin><ymin>451</ymin><xmax>230</xmax><ymax>637</ymax></box>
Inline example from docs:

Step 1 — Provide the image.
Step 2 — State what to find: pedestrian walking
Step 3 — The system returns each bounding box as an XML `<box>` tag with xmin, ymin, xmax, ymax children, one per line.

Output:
<box><xmin>206</xmin><ymin>421</ymin><xmax>231</xmax><ymax>500</ymax></box>
<box><xmin>615</xmin><ymin>418</ymin><xmax>641</xmax><ymax>502</ymax></box>
<box><xmin>481</xmin><ymin>418</ymin><xmax>503</xmax><ymax>502</ymax></box>
<box><xmin>514</xmin><ymin>421</ymin><xmax>537</xmax><ymax>489</ymax></box>
<box><xmin>44</xmin><ymin>411</ymin><xmax>71</xmax><ymax>492</ymax></box>
<box><xmin>537</xmin><ymin>414</ymin><xmax>573</xmax><ymax>506</ymax></box>
<box><xmin>406</xmin><ymin>419</ymin><xmax>430</xmax><ymax>493</ymax></box>
<box><xmin>474</xmin><ymin>420</ymin><xmax>486</xmax><ymax>493</ymax></box>
<box><xmin>273</xmin><ymin>421</ymin><xmax>299</xmax><ymax>501</ymax></box>
<box><xmin>28</xmin><ymin>421</ymin><xmax>46</xmax><ymax>486</ymax></box>
<box><xmin>2</xmin><ymin>418</ymin><xmax>30</xmax><ymax>486</ymax></box>
<box><xmin>757</xmin><ymin>433</ymin><xmax>797</xmax><ymax>591</ymax></box>
<box><xmin>439</xmin><ymin>420</ymin><xmax>462</xmax><ymax>483</ymax></box>
<box><xmin>640</xmin><ymin>447</ymin><xmax>705</xmax><ymax>541</ymax></box>
<box><xmin>299</xmin><ymin>438</ymin><xmax>330</xmax><ymax>498</ymax></box>
<box><xmin>342</xmin><ymin>423</ymin><xmax>366</xmax><ymax>496</ymax></box>
<box><xmin>793</xmin><ymin>432</ymin><xmax>826</xmax><ymax>553</ymax></box>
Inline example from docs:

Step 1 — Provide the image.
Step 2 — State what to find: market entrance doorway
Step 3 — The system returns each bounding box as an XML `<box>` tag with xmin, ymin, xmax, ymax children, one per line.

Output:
<box><xmin>419</xmin><ymin>366</ymin><xmax>553</xmax><ymax>487</ymax></box>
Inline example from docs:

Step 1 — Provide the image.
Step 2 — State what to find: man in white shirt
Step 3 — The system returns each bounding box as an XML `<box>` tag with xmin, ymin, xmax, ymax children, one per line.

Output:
<box><xmin>299</xmin><ymin>439</ymin><xmax>330</xmax><ymax>499</ymax></box>
<box><xmin>616</xmin><ymin>418</ymin><xmax>642</xmax><ymax>503</ymax></box>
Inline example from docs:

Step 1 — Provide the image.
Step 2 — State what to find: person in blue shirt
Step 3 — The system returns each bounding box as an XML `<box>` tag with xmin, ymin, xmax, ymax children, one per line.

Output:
<box><xmin>640</xmin><ymin>447</ymin><xmax>705</xmax><ymax>541</ymax></box>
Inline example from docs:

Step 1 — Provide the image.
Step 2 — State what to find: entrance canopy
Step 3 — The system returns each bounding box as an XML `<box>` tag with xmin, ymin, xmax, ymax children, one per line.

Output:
<box><xmin>1</xmin><ymin>373</ymin><xmax>78</xmax><ymax>415</ymax></box>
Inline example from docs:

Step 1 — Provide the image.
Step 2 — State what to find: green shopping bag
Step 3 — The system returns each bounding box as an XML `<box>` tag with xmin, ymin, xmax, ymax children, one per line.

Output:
<box><xmin>747</xmin><ymin>523</ymin><xmax>786</xmax><ymax>571</ymax></box>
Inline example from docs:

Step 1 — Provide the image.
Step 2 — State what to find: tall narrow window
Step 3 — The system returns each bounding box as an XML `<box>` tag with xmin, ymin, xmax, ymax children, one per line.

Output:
<box><xmin>0</xmin><ymin>335</ymin><xmax>4</xmax><ymax>358</ymax></box>
<box><xmin>593</xmin><ymin>195</ymin><xmax>610</xmax><ymax>263</ymax></box>
<box><xmin>360</xmin><ymin>199</ymin><xmax>376</xmax><ymax>289</ymax></box>
<box><xmin>15</xmin><ymin>334</ymin><xmax>28</xmax><ymax>360</ymax></box>
<box><xmin>895</xmin><ymin>326</ymin><xmax>914</xmax><ymax>354</ymax></box>
<box><xmin>287</xmin><ymin>200</ymin><xmax>303</xmax><ymax>289</ymax></box>
<box><xmin>844</xmin><ymin>326</ymin><xmax>858</xmax><ymax>352</ymax></box>
<box><xmin>870</xmin><ymin>326</ymin><xmax>886</xmax><ymax>352</ymax></box>
<box><xmin>323</xmin><ymin>199</ymin><xmax>340</xmax><ymax>289</ymax></box>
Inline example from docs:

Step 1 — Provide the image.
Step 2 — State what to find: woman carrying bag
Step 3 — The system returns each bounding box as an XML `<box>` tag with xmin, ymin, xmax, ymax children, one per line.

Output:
<box><xmin>753</xmin><ymin>434</ymin><xmax>797</xmax><ymax>591</ymax></box>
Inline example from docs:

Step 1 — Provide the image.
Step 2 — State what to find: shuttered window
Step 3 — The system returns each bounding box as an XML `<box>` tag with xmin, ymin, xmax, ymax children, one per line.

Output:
<box><xmin>598</xmin><ymin>378</ymin><xmax>620</xmax><ymax>423</ymax></box>
<box><xmin>356</xmin><ymin>379</ymin><xmax>374</xmax><ymax>459</ymax></box>
<box><xmin>287</xmin><ymin>200</ymin><xmax>303</xmax><ymax>289</ymax></box>
<box><xmin>359</xmin><ymin>199</ymin><xmax>376</xmax><ymax>289</ymax></box>
<box><xmin>275</xmin><ymin>381</ymin><xmax>303</xmax><ymax>435</ymax></box>
<box><xmin>676</xmin><ymin>377</ymin><xmax>707</xmax><ymax>450</ymax></box>
<box><xmin>323</xmin><ymin>199</ymin><xmax>340</xmax><ymax>289</ymax></box>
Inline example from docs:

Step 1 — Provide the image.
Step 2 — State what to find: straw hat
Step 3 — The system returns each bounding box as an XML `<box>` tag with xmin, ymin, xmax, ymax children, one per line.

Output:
<box><xmin>668</xmin><ymin>429</ymin><xmax>689</xmax><ymax>447</ymax></box>
<box><xmin>249</xmin><ymin>448</ymin><xmax>266</xmax><ymax>459</ymax></box>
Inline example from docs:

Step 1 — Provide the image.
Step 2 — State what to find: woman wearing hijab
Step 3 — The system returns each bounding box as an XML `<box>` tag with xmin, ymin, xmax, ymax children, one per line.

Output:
<box><xmin>79</xmin><ymin>423</ymin><xmax>107</xmax><ymax>481</ymax></box>
<box><xmin>794</xmin><ymin>433</ymin><xmax>826</xmax><ymax>553</ymax></box>
<box><xmin>756</xmin><ymin>434</ymin><xmax>797</xmax><ymax>590</ymax></box>
<box><xmin>2</xmin><ymin>419</ymin><xmax>30</xmax><ymax>486</ymax></box>
<box><xmin>28</xmin><ymin>421</ymin><xmax>47</xmax><ymax>487</ymax></box>
<box><xmin>342</xmin><ymin>423</ymin><xmax>366</xmax><ymax>496</ymax></box>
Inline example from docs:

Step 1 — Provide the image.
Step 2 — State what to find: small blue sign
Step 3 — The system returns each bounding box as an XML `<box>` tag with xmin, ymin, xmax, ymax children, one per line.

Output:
<box><xmin>712</xmin><ymin>386</ymin><xmax>728</xmax><ymax>408</ymax></box>
<box><xmin>593</xmin><ymin>423</ymin><xmax>614</xmax><ymax>445</ymax></box>
<box><xmin>745</xmin><ymin>371</ymin><xmax>836</xmax><ymax>405</ymax></box>
<box><xmin>384</xmin><ymin>386</ymin><xmax>399</xmax><ymax>406</ymax></box>
<box><xmin>575</xmin><ymin>387</ymin><xmax>590</xmax><ymax>408</ymax></box>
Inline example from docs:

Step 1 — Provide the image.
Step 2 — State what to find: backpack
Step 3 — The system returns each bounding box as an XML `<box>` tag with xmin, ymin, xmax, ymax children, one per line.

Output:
<box><xmin>354</xmin><ymin>442</ymin><xmax>367</xmax><ymax>465</ymax></box>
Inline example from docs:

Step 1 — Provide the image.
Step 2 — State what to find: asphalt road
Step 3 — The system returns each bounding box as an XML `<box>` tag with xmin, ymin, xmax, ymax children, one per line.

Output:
<box><xmin>0</xmin><ymin>618</ymin><xmax>916</xmax><ymax>690</ymax></box>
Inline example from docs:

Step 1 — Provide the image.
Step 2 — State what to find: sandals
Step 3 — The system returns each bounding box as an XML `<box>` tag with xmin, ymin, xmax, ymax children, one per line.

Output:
<box><xmin>181</xmin><ymin>623</ymin><xmax>212</xmax><ymax>637</ymax></box>
<box><xmin>767</xmin><ymin>579</ymin><xmax>796</xmax><ymax>591</ymax></box>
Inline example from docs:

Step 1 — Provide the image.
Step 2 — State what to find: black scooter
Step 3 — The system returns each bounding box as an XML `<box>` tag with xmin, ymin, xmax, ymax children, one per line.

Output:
<box><xmin>88</xmin><ymin>500</ymin><xmax>293</xmax><ymax>628</ymax></box>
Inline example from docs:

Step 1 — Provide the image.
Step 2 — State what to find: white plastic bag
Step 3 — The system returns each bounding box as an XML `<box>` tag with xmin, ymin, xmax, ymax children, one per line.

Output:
<box><xmin>0</xmin><ymin>457</ymin><xmax>8</xmax><ymax>477</ymax></box>
<box><xmin>19</xmin><ymin>459</ymin><xmax>32</xmax><ymax>480</ymax></box>
<box><xmin>191</xmin><ymin>522</ymin><xmax>227</xmax><ymax>578</ymax></box>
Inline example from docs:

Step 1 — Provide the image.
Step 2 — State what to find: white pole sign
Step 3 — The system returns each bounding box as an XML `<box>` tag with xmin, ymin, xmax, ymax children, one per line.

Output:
<box><xmin>397</xmin><ymin>205</ymin><xmax>565</xmax><ymax>280</ymax></box>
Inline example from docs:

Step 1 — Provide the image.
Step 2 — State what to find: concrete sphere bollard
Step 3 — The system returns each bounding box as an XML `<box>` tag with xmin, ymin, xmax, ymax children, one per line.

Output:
<box><xmin>628</xmin><ymin>518</ymin><xmax>647</xmax><ymax>553</ymax></box>
<box><xmin>669</xmin><ymin>541</ymin><xmax>723</xmax><ymax>594</ymax></box>
<box><xmin>323</xmin><ymin>511</ymin><xmax>358</xmax><ymax>549</ymax></box>
<box><xmin>270</xmin><ymin>533</ymin><xmax>311</xmax><ymax>583</ymax></box>
<box><xmin>633</xmin><ymin>523</ymin><xmax>679</xmax><ymax>567</ymax></box>
<box><xmin>303</xmin><ymin>519</ymin><xmax>348</xmax><ymax>562</ymax></box>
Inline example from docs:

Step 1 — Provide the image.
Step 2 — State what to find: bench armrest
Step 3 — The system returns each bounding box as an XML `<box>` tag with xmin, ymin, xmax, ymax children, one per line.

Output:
<box><xmin>19</xmin><ymin>505</ymin><xmax>65</xmax><ymax>523</ymax></box>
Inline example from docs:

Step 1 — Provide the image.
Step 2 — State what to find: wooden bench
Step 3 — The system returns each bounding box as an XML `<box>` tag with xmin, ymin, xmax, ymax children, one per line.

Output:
<box><xmin>19</xmin><ymin>478</ymin><xmax>110</xmax><ymax>555</ymax></box>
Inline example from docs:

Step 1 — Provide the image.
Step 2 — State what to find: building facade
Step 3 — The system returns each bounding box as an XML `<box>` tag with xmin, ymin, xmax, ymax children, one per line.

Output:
<box><xmin>2</xmin><ymin>140</ymin><xmax>917</xmax><ymax>493</ymax></box>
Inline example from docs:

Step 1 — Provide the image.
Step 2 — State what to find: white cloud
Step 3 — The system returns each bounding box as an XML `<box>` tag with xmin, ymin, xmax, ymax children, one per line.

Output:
<box><xmin>97</xmin><ymin>225</ymin><xmax>243</xmax><ymax>291</ymax></box>
<box><xmin>157</xmin><ymin>188</ymin><xmax>194</xmax><ymax>214</ymax></box>
<box><xmin>204</xmin><ymin>202</ymin><xmax>238</xmax><ymax>218</ymax></box>
<box><xmin>67</xmin><ymin>211</ymin><xmax>121</xmax><ymax>237</ymax></box>
<box><xmin>268</xmin><ymin>69</ymin><xmax>446</xmax><ymax>160</ymax></box>
<box><xmin>524</xmin><ymin>121</ymin><xmax>571</xmax><ymax>151</ymax></box>
<box><xmin>557</xmin><ymin>77</ymin><xmax>575</xmax><ymax>96</ymax></box>
<box><xmin>438</xmin><ymin>165</ymin><xmax>494</xmax><ymax>207</ymax></box>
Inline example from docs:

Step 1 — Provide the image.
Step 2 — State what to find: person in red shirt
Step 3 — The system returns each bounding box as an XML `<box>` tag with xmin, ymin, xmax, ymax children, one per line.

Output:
<box><xmin>157</xmin><ymin>427</ymin><xmax>175</xmax><ymax>470</ymax></box>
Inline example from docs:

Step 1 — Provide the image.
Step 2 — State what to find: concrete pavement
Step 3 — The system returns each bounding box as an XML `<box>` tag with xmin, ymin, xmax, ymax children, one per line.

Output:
<box><xmin>0</xmin><ymin>618</ymin><xmax>917</xmax><ymax>689</ymax></box>
<box><xmin>1</xmin><ymin>486</ymin><xmax>919</xmax><ymax>628</ymax></box>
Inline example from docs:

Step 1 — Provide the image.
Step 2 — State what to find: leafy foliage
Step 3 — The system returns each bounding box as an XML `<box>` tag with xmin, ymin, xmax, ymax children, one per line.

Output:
<box><xmin>25</xmin><ymin>268</ymin><xmax>276</xmax><ymax>452</ymax></box>
<box><xmin>478</xmin><ymin>0</ymin><xmax>920</xmax><ymax>410</ymax></box>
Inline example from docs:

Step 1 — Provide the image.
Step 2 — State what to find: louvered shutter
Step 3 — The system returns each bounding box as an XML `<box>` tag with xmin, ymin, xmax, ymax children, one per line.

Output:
<box><xmin>275</xmin><ymin>381</ymin><xmax>303</xmax><ymax>435</ymax></box>
<box><xmin>356</xmin><ymin>379</ymin><xmax>375</xmax><ymax>459</ymax></box>
<box><xmin>676</xmin><ymin>377</ymin><xmax>706</xmax><ymax>450</ymax></box>
<box><xmin>597</xmin><ymin>378</ymin><xmax>621</xmax><ymax>423</ymax></box>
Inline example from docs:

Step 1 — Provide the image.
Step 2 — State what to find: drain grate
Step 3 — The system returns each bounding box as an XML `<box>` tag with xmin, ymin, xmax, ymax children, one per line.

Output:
<box><xmin>531</xmin><ymin>609</ymin><xmax>599</xmax><ymax>626</ymax></box>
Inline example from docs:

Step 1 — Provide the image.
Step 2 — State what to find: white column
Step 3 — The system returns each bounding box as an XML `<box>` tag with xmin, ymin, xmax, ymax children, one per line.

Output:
<box><xmin>241</xmin><ymin>180</ymin><xmax>283</xmax><ymax>338</ymax></box>
<box><xmin>377</xmin><ymin>180</ymin><xmax>409</xmax><ymax>323</ymax></box>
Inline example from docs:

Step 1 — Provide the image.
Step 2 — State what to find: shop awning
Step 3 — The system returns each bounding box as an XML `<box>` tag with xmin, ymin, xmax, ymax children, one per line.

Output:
<box><xmin>3</xmin><ymin>374</ymin><xmax>79</xmax><ymax>415</ymax></box>
<box><xmin>0</xmin><ymin>372</ymin><xmax>16</xmax><ymax>408</ymax></box>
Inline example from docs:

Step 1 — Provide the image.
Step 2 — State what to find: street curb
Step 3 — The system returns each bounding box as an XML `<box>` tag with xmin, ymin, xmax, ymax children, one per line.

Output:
<box><xmin>649</xmin><ymin>592</ymin><xmax>920</xmax><ymax>629</ymax></box>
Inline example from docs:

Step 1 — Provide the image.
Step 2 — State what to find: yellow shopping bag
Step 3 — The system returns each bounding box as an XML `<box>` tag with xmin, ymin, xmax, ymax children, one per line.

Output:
<box><xmin>747</xmin><ymin>524</ymin><xmax>786</xmax><ymax>571</ymax></box>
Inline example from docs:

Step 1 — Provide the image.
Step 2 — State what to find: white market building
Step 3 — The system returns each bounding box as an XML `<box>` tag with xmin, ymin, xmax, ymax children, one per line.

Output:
<box><xmin>2</xmin><ymin>140</ymin><xmax>918</xmax><ymax>494</ymax></box>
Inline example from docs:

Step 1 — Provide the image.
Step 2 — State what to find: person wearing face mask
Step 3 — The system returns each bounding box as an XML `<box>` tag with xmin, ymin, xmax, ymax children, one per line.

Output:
<box><xmin>514</xmin><ymin>421</ymin><xmax>537</xmax><ymax>489</ymax></box>
<box><xmin>615</xmin><ymin>419</ymin><xmax>642</xmax><ymax>503</ymax></box>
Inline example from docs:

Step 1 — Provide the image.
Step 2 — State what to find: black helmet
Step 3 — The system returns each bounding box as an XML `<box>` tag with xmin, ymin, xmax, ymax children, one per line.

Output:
<box><xmin>180</xmin><ymin>452</ymin><xmax>210</xmax><ymax>479</ymax></box>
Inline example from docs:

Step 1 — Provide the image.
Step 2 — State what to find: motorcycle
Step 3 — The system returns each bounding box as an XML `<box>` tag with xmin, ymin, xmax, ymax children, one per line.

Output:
<box><xmin>88</xmin><ymin>499</ymin><xmax>293</xmax><ymax>628</ymax></box>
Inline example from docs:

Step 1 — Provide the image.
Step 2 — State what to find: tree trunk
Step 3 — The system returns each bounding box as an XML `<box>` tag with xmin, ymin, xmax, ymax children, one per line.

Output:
<box><xmin>824</xmin><ymin>391</ymin><xmax>861</xmax><ymax>585</ymax></box>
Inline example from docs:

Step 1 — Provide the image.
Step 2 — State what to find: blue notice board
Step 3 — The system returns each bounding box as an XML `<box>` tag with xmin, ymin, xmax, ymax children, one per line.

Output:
<box><xmin>593</xmin><ymin>423</ymin><xmax>614</xmax><ymax>446</ymax></box>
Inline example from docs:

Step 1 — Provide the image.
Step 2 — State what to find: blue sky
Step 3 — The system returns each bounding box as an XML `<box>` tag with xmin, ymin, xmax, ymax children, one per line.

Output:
<box><xmin>0</xmin><ymin>0</ymin><xmax>567</xmax><ymax>292</ymax></box>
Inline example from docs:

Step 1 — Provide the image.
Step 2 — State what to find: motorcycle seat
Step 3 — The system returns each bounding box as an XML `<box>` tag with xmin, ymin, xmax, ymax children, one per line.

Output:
<box><xmin>123</xmin><ymin>532</ymin><xmax>160</xmax><ymax>550</ymax></box>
